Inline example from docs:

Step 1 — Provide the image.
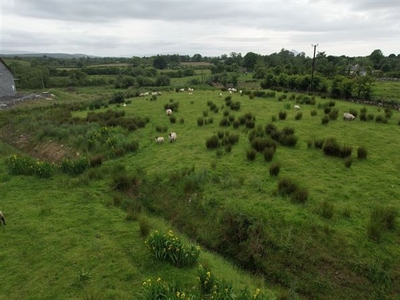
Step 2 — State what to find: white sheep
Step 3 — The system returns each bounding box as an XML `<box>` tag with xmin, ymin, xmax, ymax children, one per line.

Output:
<box><xmin>166</xmin><ymin>109</ymin><xmax>172</xmax><ymax>116</ymax></box>
<box><xmin>219</xmin><ymin>92</ymin><xmax>222</xmax><ymax>97</ymax></box>
<box><xmin>343</xmin><ymin>113</ymin><xmax>356</xmax><ymax>121</ymax></box>
<box><xmin>294</xmin><ymin>105</ymin><xmax>300</xmax><ymax>110</ymax></box>
<box><xmin>168</xmin><ymin>132</ymin><xmax>177</xmax><ymax>142</ymax></box>
<box><xmin>188</xmin><ymin>88</ymin><xmax>194</xmax><ymax>92</ymax></box>
<box><xmin>179</xmin><ymin>88</ymin><xmax>185</xmax><ymax>92</ymax></box>
<box><xmin>0</xmin><ymin>211</ymin><xmax>5</xmax><ymax>226</ymax></box>
<box><xmin>155</xmin><ymin>136</ymin><xmax>164</xmax><ymax>143</ymax></box>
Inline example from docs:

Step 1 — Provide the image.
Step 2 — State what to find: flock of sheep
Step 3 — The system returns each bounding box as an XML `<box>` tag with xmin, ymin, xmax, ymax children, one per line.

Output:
<box><xmin>154</xmin><ymin>108</ymin><xmax>178</xmax><ymax>144</ymax></box>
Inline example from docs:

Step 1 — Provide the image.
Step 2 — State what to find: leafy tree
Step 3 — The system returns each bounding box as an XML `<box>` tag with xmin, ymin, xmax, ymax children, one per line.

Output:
<box><xmin>369</xmin><ymin>49</ymin><xmax>384</xmax><ymax>70</ymax></box>
<box><xmin>155</xmin><ymin>75</ymin><xmax>171</xmax><ymax>86</ymax></box>
<box><xmin>153</xmin><ymin>55</ymin><xmax>168</xmax><ymax>69</ymax></box>
<box><xmin>243</xmin><ymin>52</ymin><xmax>259</xmax><ymax>70</ymax></box>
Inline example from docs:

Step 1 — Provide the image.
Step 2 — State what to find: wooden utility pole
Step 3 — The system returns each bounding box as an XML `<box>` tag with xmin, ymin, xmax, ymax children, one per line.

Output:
<box><xmin>311</xmin><ymin>44</ymin><xmax>318</xmax><ymax>92</ymax></box>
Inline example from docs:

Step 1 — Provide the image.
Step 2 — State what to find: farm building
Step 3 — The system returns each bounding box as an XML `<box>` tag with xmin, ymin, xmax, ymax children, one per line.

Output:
<box><xmin>0</xmin><ymin>58</ymin><xmax>17</xmax><ymax>97</ymax></box>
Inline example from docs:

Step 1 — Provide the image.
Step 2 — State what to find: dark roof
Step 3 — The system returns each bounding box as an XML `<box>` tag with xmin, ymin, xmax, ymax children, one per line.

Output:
<box><xmin>0</xmin><ymin>58</ymin><xmax>14</xmax><ymax>75</ymax></box>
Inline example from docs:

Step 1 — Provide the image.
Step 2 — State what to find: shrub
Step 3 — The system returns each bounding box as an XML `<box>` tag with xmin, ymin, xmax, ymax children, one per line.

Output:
<box><xmin>251</xmin><ymin>137</ymin><xmax>277</xmax><ymax>152</ymax></box>
<box><xmin>155</xmin><ymin>125</ymin><xmax>168</xmax><ymax>132</ymax></box>
<box><xmin>263</xmin><ymin>147</ymin><xmax>275</xmax><ymax>162</ymax></box>
<box><xmin>344</xmin><ymin>157</ymin><xmax>353</xmax><ymax>168</ymax></box>
<box><xmin>269</xmin><ymin>162</ymin><xmax>280</xmax><ymax>176</ymax></box>
<box><xmin>314</xmin><ymin>138</ymin><xmax>325</xmax><ymax>149</ymax></box>
<box><xmin>349</xmin><ymin>108</ymin><xmax>358</xmax><ymax>118</ymax></box>
<box><xmin>316</xmin><ymin>200</ymin><xmax>335</xmax><ymax>219</ymax></box>
<box><xmin>245</xmin><ymin>119</ymin><xmax>255</xmax><ymax>128</ymax></box>
<box><xmin>219</xmin><ymin>117</ymin><xmax>230</xmax><ymax>127</ymax></box>
<box><xmin>60</xmin><ymin>157</ymin><xmax>90</xmax><ymax>175</ymax></box>
<box><xmin>197</xmin><ymin>265</ymin><xmax>217</xmax><ymax>296</ymax></box>
<box><xmin>321</xmin><ymin>115</ymin><xmax>330</xmax><ymax>125</ymax></box>
<box><xmin>367</xmin><ymin>206</ymin><xmax>398</xmax><ymax>242</ymax></box>
<box><xmin>278</xmin><ymin>110</ymin><xmax>287</xmax><ymax>120</ymax></box>
<box><xmin>328</xmin><ymin>100</ymin><xmax>336</xmax><ymax>107</ymax></box>
<box><xmin>206</xmin><ymin>135</ymin><xmax>220</xmax><ymax>149</ymax></box>
<box><xmin>357</xmin><ymin>146</ymin><xmax>368</xmax><ymax>159</ymax></box>
<box><xmin>277</xmin><ymin>177</ymin><xmax>308</xmax><ymax>203</ymax></box>
<box><xmin>359</xmin><ymin>112</ymin><xmax>367</xmax><ymax>121</ymax></box>
<box><xmin>146</xmin><ymin>230</ymin><xmax>201</xmax><ymax>267</ymax></box>
<box><xmin>310</xmin><ymin>109</ymin><xmax>317</xmax><ymax>116</ymax></box>
<box><xmin>279</xmin><ymin>134</ymin><xmax>298</xmax><ymax>147</ymax></box>
<box><xmin>290</xmin><ymin>187</ymin><xmax>309</xmax><ymax>204</ymax></box>
<box><xmin>246</xmin><ymin>149</ymin><xmax>257</xmax><ymax>161</ymax></box>
<box><xmin>139</xmin><ymin>216</ymin><xmax>151</xmax><ymax>237</ymax></box>
<box><xmin>384</xmin><ymin>108</ymin><xmax>393</xmax><ymax>119</ymax></box>
<box><xmin>203</xmin><ymin>110</ymin><xmax>209</xmax><ymax>117</ymax></box>
<box><xmin>307</xmin><ymin>139</ymin><xmax>313</xmax><ymax>148</ymax></box>
<box><xmin>360</xmin><ymin>107</ymin><xmax>367</xmax><ymax>113</ymax></box>
<box><xmin>89</xmin><ymin>154</ymin><xmax>104</xmax><ymax>167</ymax></box>
<box><xmin>329</xmin><ymin>109</ymin><xmax>339</xmax><ymax>120</ymax></box>
<box><xmin>223</xmin><ymin>110</ymin><xmax>230</xmax><ymax>117</ymax></box>
<box><xmin>324</xmin><ymin>107</ymin><xmax>331</xmax><ymax>114</ymax></box>
<box><xmin>169</xmin><ymin>115</ymin><xmax>176</xmax><ymax>123</ymax></box>
<box><xmin>232</xmin><ymin>120</ymin><xmax>240</xmax><ymax>128</ymax></box>
<box><xmin>340</xmin><ymin>144</ymin><xmax>353</xmax><ymax>158</ymax></box>
<box><xmin>323</xmin><ymin>138</ymin><xmax>341</xmax><ymax>157</ymax></box>
<box><xmin>295</xmin><ymin>112</ymin><xmax>303</xmax><ymax>120</ymax></box>
<box><xmin>197</xmin><ymin>117</ymin><xmax>204</xmax><ymax>126</ymax></box>
<box><xmin>265</xmin><ymin>123</ymin><xmax>277</xmax><ymax>135</ymax></box>
<box><xmin>277</xmin><ymin>178</ymin><xmax>298</xmax><ymax>196</ymax></box>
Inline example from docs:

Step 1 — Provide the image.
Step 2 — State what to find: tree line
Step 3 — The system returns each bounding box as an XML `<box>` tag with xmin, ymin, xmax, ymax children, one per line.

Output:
<box><xmin>3</xmin><ymin>49</ymin><xmax>399</xmax><ymax>103</ymax></box>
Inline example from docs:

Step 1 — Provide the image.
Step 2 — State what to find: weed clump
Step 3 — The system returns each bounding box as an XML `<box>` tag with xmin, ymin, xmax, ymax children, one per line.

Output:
<box><xmin>367</xmin><ymin>206</ymin><xmax>398</xmax><ymax>243</ymax></box>
<box><xmin>277</xmin><ymin>177</ymin><xmax>308</xmax><ymax>203</ymax></box>
<box><xmin>357</xmin><ymin>146</ymin><xmax>368</xmax><ymax>159</ymax></box>
<box><xmin>269</xmin><ymin>162</ymin><xmax>280</xmax><ymax>176</ymax></box>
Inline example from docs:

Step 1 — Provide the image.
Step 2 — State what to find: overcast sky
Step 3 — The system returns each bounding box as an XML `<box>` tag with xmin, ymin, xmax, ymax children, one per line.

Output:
<box><xmin>1</xmin><ymin>0</ymin><xmax>399</xmax><ymax>58</ymax></box>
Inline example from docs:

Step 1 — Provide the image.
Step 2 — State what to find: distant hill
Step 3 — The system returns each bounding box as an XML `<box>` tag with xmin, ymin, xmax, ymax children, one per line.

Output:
<box><xmin>0</xmin><ymin>52</ymin><xmax>98</xmax><ymax>59</ymax></box>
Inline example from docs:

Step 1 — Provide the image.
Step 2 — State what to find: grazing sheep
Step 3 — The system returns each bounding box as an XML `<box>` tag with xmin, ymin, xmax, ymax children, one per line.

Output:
<box><xmin>188</xmin><ymin>88</ymin><xmax>194</xmax><ymax>92</ymax></box>
<box><xmin>155</xmin><ymin>137</ymin><xmax>164</xmax><ymax>144</ymax></box>
<box><xmin>343</xmin><ymin>113</ymin><xmax>356</xmax><ymax>121</ymax></box>
<box><xmin>168</xmin><ymin>132</ymin><xmax>177</xmax><ymax>142</ymax></box>
<box><xmin>219</xmin><ymin>92</ymin><xmax>223</xmax><ymax>97</ymax></box>
<box><xmin>294</xmin><ymin>105</ymin><xmax>300</xmax><ymax>110</ymax></box>
<box><xmin>166</xmin><ymin>109</ymin><xmax>172</xmax><ymax>116</ymax></box>
<box><xmin>179</xmin><ymin>88</ymin><xmax>185</xmax><ymax>92</ymax></box>
<box><xmin>0</xmin><ymin>211</ymin><xmax>5</xmax><ymax>226</ymax></box>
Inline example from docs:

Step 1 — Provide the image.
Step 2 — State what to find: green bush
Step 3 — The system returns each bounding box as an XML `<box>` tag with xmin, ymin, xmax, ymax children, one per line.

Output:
<box><xmin>6</xmin><ymin>155</ymin><xmax>35</xmax><ymax>176</ymax></box>
<box><xmin>329</xmin><ymin>109</ymin><xmax>339</xmax><ymax>120</ymax></box>
<box><xmin>310</xmin><ymin>109</ymin><xmax>317</xmax><ymax>116</ymax></box>
<box><xmin>89</xmin><ymin>154</ymin><xmax>104</xmax><ymax>167</ymax></box>
<box><xmin>295</xmin><ymin>112</ymin><xmax>303</xmax><ymax>120</ymax></box>
<box><xmin>290</xmin><ymin>187</ymin><xmax>309</xmax><ymax>204</ymax></box>
<box><xmin>145</xmin><ymin>230</ymin><xmax>201</xmax><ymax>267</ymax></box>
<box><xmin>314</xmin><ymin>138</ymin><xmax>325</xmax><ymax>149</ymax></box>
<box><xmin>344</xmin><ymin>157</ymin><xmax>353</xmax><ymax>168</ymax></box>
<box><xmin>246</xmin><ymin>149</ymin><xmax>257</xmax><ymax>161</ymax></box>
<box><xmin>269</xmin><ymin>162</ymin><xmax>280</xmax><ymax>176</ymax></box>
<box><xmin>263</xmin><ymin>148</ymin><xmax>275</xmax><ymax>162</ymax></box>
<box><xmin>197</xmin><ymin>117</ymin><xmax>204</xmax><ymax>126</ymax></box>
<box><xmin>60</xmin><ymin>157</ymin><xmax>90</xmax><ymax>175</ymax></box>
<box><xmin>206</xmin><ymin>135</ymin><xmax>220</xmax><ymax>149</ymax></box>
<box><xmin>321</xmin><ymin>115</ymin><xmax>330</xmax><ymax>125</ymax></box>
<box><xmin>278</xmin><ymin>110</ymin><xmax>287</xmax><ymax>120</ymax></box>
<box><xmin>277</xmin><ymin>178</ymin><xmax>298</xmax><ymax>196</ymax></box>
<box><xmin>316</xmin><ymin>200</ymin><xmax>335</xmax><ymax>219</ymax></box>
<box><xmin>367</xmin><ymin>206</ymin><xmax>398</xmax><ymax>243</ymax></box>
<box><xmin>357</xmin><ymin>146</ymin><xmax>368</xmax><ymax>159</ymax></box>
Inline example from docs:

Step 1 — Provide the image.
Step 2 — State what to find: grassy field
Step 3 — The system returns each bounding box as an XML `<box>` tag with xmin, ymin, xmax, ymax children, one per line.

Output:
<box><xmin>1</xmin><ymin>87</ymin><xmax>400</xmax><ymax>299</ymax></box>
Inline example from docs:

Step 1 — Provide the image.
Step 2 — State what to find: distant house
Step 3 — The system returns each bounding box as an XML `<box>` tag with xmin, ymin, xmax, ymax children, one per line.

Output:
<box><xmin>349</xmin><ymin>64</ymin><xmax>366</xmax><ymax>77</ymax></box>
<box><xmin>0</xmin><ymin>58</ymin><xmax>17</xmax><ymax>97</ymax></box>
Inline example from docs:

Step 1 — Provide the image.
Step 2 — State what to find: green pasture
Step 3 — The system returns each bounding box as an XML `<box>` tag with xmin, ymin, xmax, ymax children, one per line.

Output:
<box><xmin>1</xmin><ymin>87</ymin><xmax>400</xmax><ymax>299</ymax></box>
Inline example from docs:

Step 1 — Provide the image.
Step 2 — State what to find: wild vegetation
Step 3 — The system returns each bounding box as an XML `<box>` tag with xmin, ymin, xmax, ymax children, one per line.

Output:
<box><xmin>1</xmin><ymin>50</ymin><xmax>400</xmax><ymax>299</ymax></box>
